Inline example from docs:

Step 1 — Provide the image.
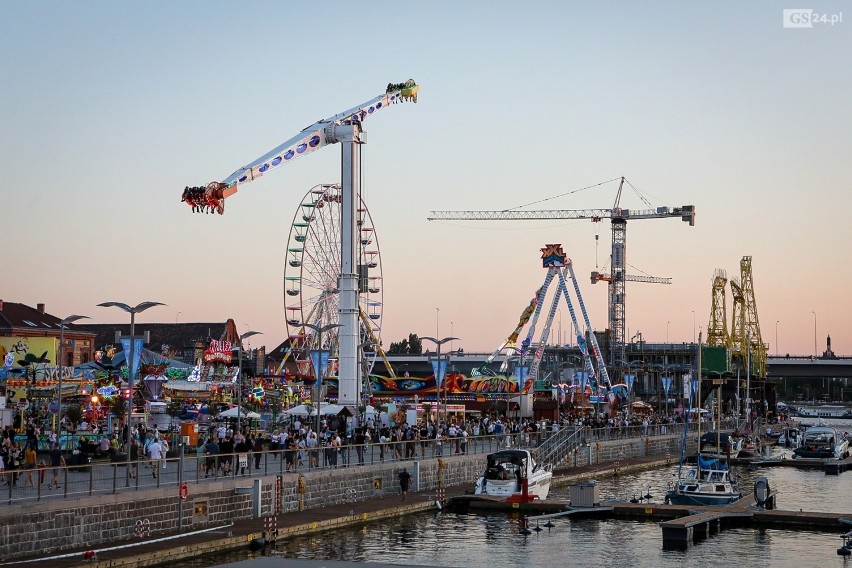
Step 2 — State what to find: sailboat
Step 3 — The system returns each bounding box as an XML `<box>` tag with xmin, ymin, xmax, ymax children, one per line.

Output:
<box><xmin>666</xmin><ymin>332</ymin><xmax>742</xmax><ymax>506</ymax></box>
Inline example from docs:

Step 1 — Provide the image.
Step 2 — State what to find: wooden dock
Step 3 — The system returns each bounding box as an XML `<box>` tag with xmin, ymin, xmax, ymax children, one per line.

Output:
<box><xmin>450</xmin><ymin>494</ymin><xmax>852</xmax><ymax>548</ymax></box>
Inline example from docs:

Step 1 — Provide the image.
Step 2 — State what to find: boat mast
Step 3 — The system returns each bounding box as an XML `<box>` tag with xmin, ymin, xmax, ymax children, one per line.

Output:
<box><xmin>697</xmin><ymin>331</ymin><xmax>702</xmax><ymax>470</ymax></box>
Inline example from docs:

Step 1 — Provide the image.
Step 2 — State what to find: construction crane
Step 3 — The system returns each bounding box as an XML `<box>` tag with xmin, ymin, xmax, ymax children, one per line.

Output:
<box><xmin>428</xmin><ymin>177</ymin><xmax>695</xmax><ymax>367</ymax></box>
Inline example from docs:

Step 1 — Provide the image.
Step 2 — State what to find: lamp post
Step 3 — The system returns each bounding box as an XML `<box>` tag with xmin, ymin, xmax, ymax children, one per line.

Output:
<box><xmin>435</xmin><ymin>308</ymin><xmax>440</xmax><ymax>338</ymax></box>
<box><xmin>666</xmin><ymin>320</ymin><xmax>670</xmax><ymax>344</ymax></box>
<box><xmin>812</xmin><ymin>311</ymin><xmax>817</xmax><ymax>358</ymax></box>
<box><xmin>97</xmin><ymin>301</ymin><xmax>165</xmax><ymax>462</ymax></box>
<box><xmin>422</xmin><ymin>336</ymin><xmax>458</xmax><ymax>426</ymax></box>
<box><xmin>56</xmin><ymin>314</ymin><xmax>89</xmax><ymax>433</ymax></box>
<box><xmin>236</xmin><ymin>330</ymin><xmax>263</xmax><ymax>438</ymax></box>
<box><xmin>692</xmin><ymin>310</ymin><xmax>695</xmax><ymax>344</ymax></box>
<box><xmin>302</xmin><ymin>323</ymin><xmax>341</xmax><ymax>436</ymax></box>
<box><xmin>775</xmin><ymin>320</ymin><xmax>780</xmax><ymax>357</ymax></box>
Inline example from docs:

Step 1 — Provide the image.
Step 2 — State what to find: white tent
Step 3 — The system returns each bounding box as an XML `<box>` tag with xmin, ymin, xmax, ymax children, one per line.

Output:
<box><xmin>283</xmin><ymin>404</ymin><xmax>313</xmax><ymax>417</ymax></box>
<box><xmin>219</xmin><ymin>406</ymin><xmax>261</xmax><ymax>419</ymax></box>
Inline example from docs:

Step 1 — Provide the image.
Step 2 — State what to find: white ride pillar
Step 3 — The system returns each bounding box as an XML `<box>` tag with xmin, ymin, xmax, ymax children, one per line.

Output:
<box><xmin>329</xmin><ymin>123</ymin><xmax>362</xmax><ymax>405</ymax></box>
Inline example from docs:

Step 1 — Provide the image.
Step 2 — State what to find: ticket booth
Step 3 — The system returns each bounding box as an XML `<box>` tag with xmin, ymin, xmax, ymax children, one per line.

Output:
<box><xmin>180</xmin><ymin>421</ymin><xmax>199</xmax><ymax>446</ymax></box>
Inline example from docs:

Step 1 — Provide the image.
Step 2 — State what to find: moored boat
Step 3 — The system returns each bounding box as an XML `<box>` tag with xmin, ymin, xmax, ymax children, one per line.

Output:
<box><xmin>474</xmin><ymin>449</ymin><xmax>553</xmax><ymax>501</ymax></box>
<box><xmin>698</xmin><ymin>431</ymin><xmax>744</xmax><ymax>459</ymax></box>
<box><xmin>665</xmin><ymin>455</ymin><xmax>742</xmax><ymax>506</ymax></box>
<box><xmin>792</xmin><ymin>426</ymin><xmax>850</xmax><ymax>459</ymax></box>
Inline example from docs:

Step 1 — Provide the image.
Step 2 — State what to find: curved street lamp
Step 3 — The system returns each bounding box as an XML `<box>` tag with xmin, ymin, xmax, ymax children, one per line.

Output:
<box><xmin>56</xmin><ymin>314</ymin><xmax>89</xmax><ymax>433</ymax></box>
<box><xmin>302</xmin><ymin>323</ymin><xmax>342</xmax><ymax>435</ymax></box>
<box><xmin>97</xmin><ymin>301</ymin><xmax>165</xmax><ymax>472</ymax></box>
<box><xmin>421</xmin><ymin>336</ymin><xmax>458</xmax><ymax>426</ymax></box>
<box><xmin>236</xmin><ymin>330</ymin><xmax>263</xmax><ymax>437</ymax></box>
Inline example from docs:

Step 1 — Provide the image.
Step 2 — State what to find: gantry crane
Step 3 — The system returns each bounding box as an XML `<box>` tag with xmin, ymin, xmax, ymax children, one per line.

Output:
<box><xmin>428</xmin><ymin>177</ymin><xmax>695</xmax><ymax>367</ymax></box>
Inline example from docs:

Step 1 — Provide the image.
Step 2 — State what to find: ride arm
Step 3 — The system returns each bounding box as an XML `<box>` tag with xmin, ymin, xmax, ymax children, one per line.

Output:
<box><xmin>182</xmin><ymin>80</ymin><xmax>419</xmax><ymax>214</ymax></box>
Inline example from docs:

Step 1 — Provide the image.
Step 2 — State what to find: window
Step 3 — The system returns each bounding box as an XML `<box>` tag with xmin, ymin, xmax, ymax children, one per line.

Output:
<box><xmin>22</xmin><ymin>320</ymin><xmax>37</xmax><ymax>327</ymax></box>
<box><xmin>66</xmin><ymin>352</ymin><xmax>74</xmax><ymax>367</ymax></box>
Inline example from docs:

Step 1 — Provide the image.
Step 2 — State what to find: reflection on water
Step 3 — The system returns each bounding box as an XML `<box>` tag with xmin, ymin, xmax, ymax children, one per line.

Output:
<box><xmin>171</xmin><ymin>440</ymin><xmax>852</xmax><ymax>568</ymax></box>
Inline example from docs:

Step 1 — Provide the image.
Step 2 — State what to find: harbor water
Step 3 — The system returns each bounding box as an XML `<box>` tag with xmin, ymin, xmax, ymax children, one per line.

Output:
<box><xmin>175</xmin><ymin>421</ymin><xmax>852</xmax><ymax>568</ymax></box>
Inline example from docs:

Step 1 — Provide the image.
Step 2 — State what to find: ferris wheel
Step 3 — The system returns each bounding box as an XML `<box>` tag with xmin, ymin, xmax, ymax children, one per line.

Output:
<box><xmin>283</xmin><ymin>183</ymin><xmax>384</xmax><ymax>376</ymax></box>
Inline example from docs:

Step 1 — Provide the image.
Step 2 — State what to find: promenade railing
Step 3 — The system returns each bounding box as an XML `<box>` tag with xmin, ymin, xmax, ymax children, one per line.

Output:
<box><xmin>1</xmin><ymin>421</ymin><xmax>733</xmax><ymax>505</ymax></box>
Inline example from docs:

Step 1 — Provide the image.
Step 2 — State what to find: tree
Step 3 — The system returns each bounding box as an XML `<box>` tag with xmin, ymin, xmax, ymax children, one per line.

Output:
<box><xmin>108</xmin><ymin>396</ymin><xmax>127</xmax><ymax>424</ymax></box>
<box><xmin>388</xmin><ymin>333</ymin><xmax>423</xmax><ymax>355</ymax></box>
<box><xmin>65</xmin><ymin>404</ymin><xmax>83</xmax><ymax>431</ymax></box>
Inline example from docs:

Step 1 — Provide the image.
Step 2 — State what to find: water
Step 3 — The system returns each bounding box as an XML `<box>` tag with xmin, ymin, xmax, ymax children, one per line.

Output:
<box><xmin>171</xmin><ymin>443</ymin><xmax>852</xmax><ymax>568</ymax></box>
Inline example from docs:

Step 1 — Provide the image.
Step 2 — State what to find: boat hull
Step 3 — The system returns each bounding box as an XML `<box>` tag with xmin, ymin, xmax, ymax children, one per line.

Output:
<box><xmin>665</xmin><ymin>489</ymin><xmax>741</xmax><ymax>507</ymax></box>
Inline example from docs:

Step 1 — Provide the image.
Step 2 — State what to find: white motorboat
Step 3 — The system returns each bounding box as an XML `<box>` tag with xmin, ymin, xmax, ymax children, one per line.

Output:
<box><xmin>792</xmin><ymin>426</ymin><xmax>850</xmax><ymax>459</ymax></box>
<box><xmin>474</xmin><ymin>449</ymin><xmax>553</xmax><ymax>501</ymax></box>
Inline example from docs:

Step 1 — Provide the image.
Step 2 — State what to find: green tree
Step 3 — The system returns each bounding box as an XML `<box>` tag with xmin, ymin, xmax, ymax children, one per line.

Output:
<box><xmin>65</xmin><ymin>404</ymin><xmax>83</xmax><ymax>430</ymax></box>
<box><xmin>387</xmin><ymin>333</ymin><xmax>423</xmax><ymax>354</ymax></box>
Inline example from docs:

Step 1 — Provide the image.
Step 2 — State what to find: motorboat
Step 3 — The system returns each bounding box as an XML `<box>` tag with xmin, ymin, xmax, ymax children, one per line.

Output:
<box><xmin>778</xmin><ymin>426</ymin><xmax>801</xmax><ymax>448</ymax></box>
<box><xmin>792</xmin><ymin>426</ymin><xmax>850</xmax><ymax>459</ymax></box>
<box><xmin>474</xmin><ymin>449</ymin><xmax>553</xmax><ymax>501</ymax></box>
<box><xmin>665</xmin><ymin>455</ymin><xmax>742</xmax><ymax>506</ymax></box>
<box><xmin>698</xmin><ymin>431</ymin><xmax>744</xmax><ymax>459</ymax></box>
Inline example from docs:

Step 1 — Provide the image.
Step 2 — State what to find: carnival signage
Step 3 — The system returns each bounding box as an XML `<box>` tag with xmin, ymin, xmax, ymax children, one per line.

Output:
<box><xmin>203</xmin><ymin>340</ymin><xmax>232</xmax><ymax>364</ymax></box>
<box><xmin>96</xmin><ymin>384</ymin><xmax>120</xmax><ymax>399</ymax></box>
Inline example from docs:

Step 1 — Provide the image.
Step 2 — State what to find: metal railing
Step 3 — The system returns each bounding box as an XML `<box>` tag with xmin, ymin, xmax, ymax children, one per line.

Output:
<box><xmin>1</xmin><ymin>421</ymin><xmax>734</xmax><ymax>505</ymax></box>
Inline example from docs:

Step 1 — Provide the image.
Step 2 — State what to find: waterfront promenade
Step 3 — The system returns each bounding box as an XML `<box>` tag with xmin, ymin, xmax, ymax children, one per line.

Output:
<box><xmin>9</xmin><ymin>450</ymin><xmax>679</xmax><ymax>568</ymax></box>
<box><xmin>0</xmin><ymin>422</ymin><xmax>715</xmax><ymax>564</ymax></box>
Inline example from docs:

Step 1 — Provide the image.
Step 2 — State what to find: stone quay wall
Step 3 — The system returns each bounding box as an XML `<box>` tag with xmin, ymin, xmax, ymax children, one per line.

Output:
<box><xmin>0</xmin><ymin>434</ymin><xmax>687</xmax><ymax>561</ymax></box>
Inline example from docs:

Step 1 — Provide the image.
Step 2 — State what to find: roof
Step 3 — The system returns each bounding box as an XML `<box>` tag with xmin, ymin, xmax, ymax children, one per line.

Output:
<box><xmin>0</xmin><ymin>301</ymin><xmax>93</xmax><ymax>336</ymax></box>
<box><xmin>77</xmin><ymin>322</ymin><xmax>228</xmax><ymax>351</ymax></box>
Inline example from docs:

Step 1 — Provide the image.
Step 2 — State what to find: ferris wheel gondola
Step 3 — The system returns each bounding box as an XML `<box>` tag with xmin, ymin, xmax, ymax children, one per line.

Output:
<box><xmin>283</xmin><ymin>183</ymin><xmax>384</xmax><ymax>377</ymax></box>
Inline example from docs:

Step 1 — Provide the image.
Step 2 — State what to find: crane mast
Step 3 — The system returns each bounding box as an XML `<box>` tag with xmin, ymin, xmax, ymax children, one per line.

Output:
<box><xmin>428</xmin><ymin>177</ymin><xmax>695</xmax><ymax>370</ymax></box>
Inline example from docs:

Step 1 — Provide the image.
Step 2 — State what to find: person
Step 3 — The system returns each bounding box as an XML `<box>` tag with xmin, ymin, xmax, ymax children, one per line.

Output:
<box><xmin>251</xmin><ymin>435</ymin><xmax>264</xmax><ymax>471</ymax></box>
<box><xmin>47</xmin><ymin>442</ymin><xmax>65</xmax><ymax>489</ymax></box>
<box><xmin>306</xmin><ymin>432</ymin><xmax>319</xmax><ymax>468</ymax></box>
<box><xmin>195</xmin><ymin>438</ymin><xmax>206</xmax><ymax>476</ymax></box>
<box><xmin>219</xmin><ymin>434</ymin><xmax>234</xmax><ymax>476</ymax></box>
<box><xmin>236</xmin><ymin>435</ymin><xmax>251</xmax><ymax>475</ymax></box>
<box><xmin>147</xmin><ymin>437</ymin><xmax>163</xmax><ymax>479</ymax></box>
<box><xmin>204</xmin><ymin>437</ymin><xmax>219</xmax><ymax>477</ymax></box>
<box><xmin>23</xmin><ymin>443</ymin><xmax>37</xmax><ymax>488</ymax></box>
<box><xmin>160</xmin><ymin>437</ymin><xmax>170</xmax><ymax>471</ymax></box>
<box><xmin>398</xmin><ymin>467</ymin><xmax>411</xmax><ymax>501</ymax></box>
<box><xmin>129</xmin><ymin>438</ymin><xmax>139</xmax><ymax>479</ymax></box>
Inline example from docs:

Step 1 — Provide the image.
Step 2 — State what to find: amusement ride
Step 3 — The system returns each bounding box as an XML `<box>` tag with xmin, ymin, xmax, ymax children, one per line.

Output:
<box><xmin>182</xmin><ymin>80</ymin><xmax>419</xmax><ymax>406</ymax></box>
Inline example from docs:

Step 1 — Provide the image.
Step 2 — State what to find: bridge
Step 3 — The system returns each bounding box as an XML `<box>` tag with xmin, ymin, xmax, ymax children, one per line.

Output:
<box><xmin>768</xmin><ymin>356</ymin><xmax>852</xmax><ymax>379</ymax></box>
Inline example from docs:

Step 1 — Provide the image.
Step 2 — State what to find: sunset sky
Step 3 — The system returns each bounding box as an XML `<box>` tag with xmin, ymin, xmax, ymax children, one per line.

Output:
<box><xmin>2</xmin><ymin>2</ymin><xmax>850</xmax><ymax>356</ymax></box>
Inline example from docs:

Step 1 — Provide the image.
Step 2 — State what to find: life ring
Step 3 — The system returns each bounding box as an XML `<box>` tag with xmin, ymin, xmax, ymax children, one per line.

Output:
<box><xmin>179</xmin><ymin>482</ymin><xmax>189</xmax><ymax>501</ymax></box>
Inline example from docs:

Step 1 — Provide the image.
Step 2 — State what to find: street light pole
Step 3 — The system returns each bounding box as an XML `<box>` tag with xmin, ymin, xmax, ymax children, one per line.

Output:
<box><xmin>56</xmin><ymin>314</ymin><xmax>89</xmax><ymax>433</ymax></box>
<box><xmin>237</xmin><ymin>330</ymin><xmax>263</xmax><ymax>438</ymax></box>
<box><xmin>97</xmin><ymin>301</ymin><xmax>165</xmax><ymax>469</ymax></box>
<box><xmin>666</xmin><ymin>320</ymin><xmax>670</xmax><ymax>344</ymax></box>
<box><xmin>435</xmin><ymin>308</ymin><xmax>440</xmax><ymax>339</ymax></box>
<box><xmin>775</xmin><ymin>320</ymin><xmax>780</xmax><ymax>357</ymax></box>
<box><xmin>302</xmin><ymin>323</ymin><xmax>341</xmax><ymax>436</ymax></box>
<box><xmin>692</xmin><ymin>310</ymin><xmax>695</xmax><ymax>344</ymax></box>
<box><xmin>422</xmin><ymin>336</ymin><xmax>458</xmax><ymax>426</ymax></box>
<box><xmin>812</xmin><ymin>311</ymin><xmax>817</xmax><ymax>358</ymax></box>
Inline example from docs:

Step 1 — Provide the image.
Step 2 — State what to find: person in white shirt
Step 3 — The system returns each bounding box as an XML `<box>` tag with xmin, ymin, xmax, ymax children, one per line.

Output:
<box><xmin>147</xmin><ymin>439</ymin><xmax>163</xmax><ymax>478</ymax></box>
<box><xmin>160</xmin><ymin>438</ymin><xmax>169</xmax><ymax>470</ymax></box>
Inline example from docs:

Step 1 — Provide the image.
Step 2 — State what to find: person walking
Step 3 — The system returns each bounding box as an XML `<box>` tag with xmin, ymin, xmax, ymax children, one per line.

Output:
<box><xmin>47</xmin><ymin>442</ymin><xmax>64</xmax><ymax>489</ymax></box>
<box><xmin>398</xmin><ymin>467</ymin><xmax>411</xmax><ymax>501</ymax></box>
<box><xmin>23</xmin><ymin>443</ymin><xmax>37</xmax><ymax>488</ymax></box>
<box><xmin>147</xmin><ymin>438</ymin><xmax>163</xmax><ymax>479</ymax></box>
<box><xmin>129</xmin><ymin>438</ymin><xmax>139</xmax><ymax>479</ymax></box>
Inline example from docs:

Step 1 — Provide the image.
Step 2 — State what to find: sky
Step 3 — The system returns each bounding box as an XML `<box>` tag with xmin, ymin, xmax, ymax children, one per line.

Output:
<box><xmin>2</xmin><ymin>1</ymin><xmax>850</xmax><ymax>357</ymax></box>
